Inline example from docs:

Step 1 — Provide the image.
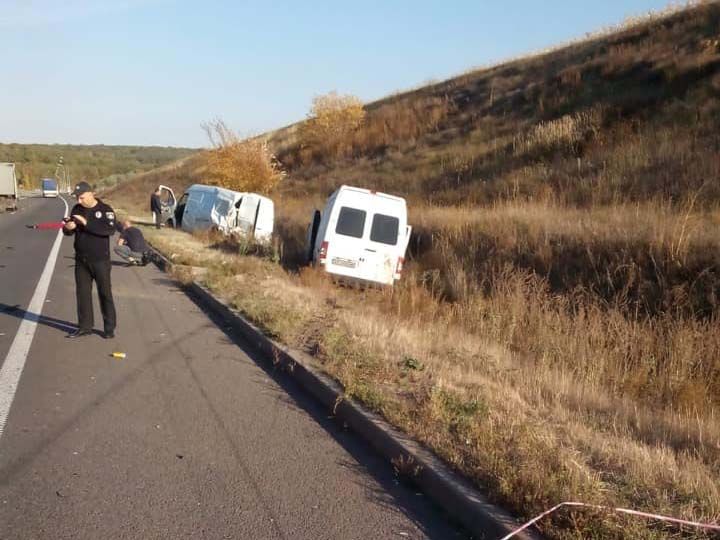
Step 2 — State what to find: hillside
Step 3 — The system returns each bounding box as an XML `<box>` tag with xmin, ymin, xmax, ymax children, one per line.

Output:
<box><xmin>109</xmin><ymin>1</ymin><xmax>720</xmax><ymax>319</ymax></box>
<box><xmin>111</xmin><ymin>2</ymin><xmax>720</xmax><ymax>208</ymax></box>
<box><xmin>0</xmin><ymin>143</ymin><xmax>197</xmax><ymax>190</ymax></box>
<box><xmin>271</xmin><ymin>3</ymin><xmax>720</xmax><ymax>207</ymax></box>
<box><xmin>107</xmin><ymin>3</ymin><xmax>720</xmax><ymax>538</ymax></box>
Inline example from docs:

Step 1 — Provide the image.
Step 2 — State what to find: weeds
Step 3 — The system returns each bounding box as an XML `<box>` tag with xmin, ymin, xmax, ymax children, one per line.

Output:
<box><xmin>513</xmin><ymin>106</ymin><xmax>605</xmax><ymax>156</ymax></box>
<box><xmin>113</xmin><ymin>4</ymin><xmax>720</xmax><ymax>537</ymax></box>
<box><xmin>142</xmin><ymin>224</ymin><xmax>720</xmax><ymax>539</ymax></box>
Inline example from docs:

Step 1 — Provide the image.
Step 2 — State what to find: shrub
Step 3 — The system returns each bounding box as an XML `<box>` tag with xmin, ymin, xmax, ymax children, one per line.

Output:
<box><xmin>202</xmin><ymin>118</ymin><xmax>285</xmax><ymax>195</ymax></box>
<box><xmin>299</xmin><ymin>92</ymin><xmax>366</xmax><ymax>161</ymax></box>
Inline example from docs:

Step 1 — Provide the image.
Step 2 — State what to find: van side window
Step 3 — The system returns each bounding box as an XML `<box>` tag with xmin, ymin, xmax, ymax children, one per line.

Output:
<box><xmin>201</xmin><ymin>194</ymin><xmax>214</xmax><ymax>213</ymax></box>
<box><xmin>370</xmin><ymin>214</ymin><xmax>399</xmax><ymax>245</ymax></box>
<box><xmin>336</xmin><ymin>207</ymin><xmax>366</xmax><ymax>238</ymax></box>
<box><xmin>215</xmin><ymin>199</ymin><xmax>230</xmax><ymax>216</ymax></box>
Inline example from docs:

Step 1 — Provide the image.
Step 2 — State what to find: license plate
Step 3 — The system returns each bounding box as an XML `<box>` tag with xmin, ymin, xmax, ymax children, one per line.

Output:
<box><xmin>331</xmin><ymin>257</ymin><xmax>357</xmax><ymax>268</ymax></box>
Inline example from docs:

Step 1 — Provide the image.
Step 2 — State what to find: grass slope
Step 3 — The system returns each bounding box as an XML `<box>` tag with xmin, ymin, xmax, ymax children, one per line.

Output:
<box><xmin>110</xmin><ymin>3</ymin><xmax>720</xmax><ymax>537</ymax></box>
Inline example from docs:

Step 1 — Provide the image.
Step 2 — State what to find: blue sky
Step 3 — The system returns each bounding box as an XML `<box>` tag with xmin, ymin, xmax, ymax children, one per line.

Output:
<box><xmin>1</xmin><ymin>0</ymin><xmax>674</xmax><ymax>148</ymax></box>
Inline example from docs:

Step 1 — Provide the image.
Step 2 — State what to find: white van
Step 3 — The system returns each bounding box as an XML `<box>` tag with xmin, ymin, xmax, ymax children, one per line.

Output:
<box><xmin>41</xmin><ymin>178</ymin><xmax>59</xmax><ymax>198</ymax></box>
<box><xmin>306</xmin><ymin>185</ymin><xmax>412</xmax><ymax>286</ymax></box>
<box><xmin>172</xmin><ymin>184</ymin><xmax>274</xmax><ymax>243</ymax></box>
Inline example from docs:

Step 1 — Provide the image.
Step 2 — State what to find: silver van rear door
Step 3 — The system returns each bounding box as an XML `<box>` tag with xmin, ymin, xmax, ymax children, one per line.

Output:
<box><xmin>235</xmin><ymin>196</ymin><xmax>259</xmax><ymax>236</ymax></box>
<box><xmin>213</xmin><ymin>196</ymin><xmax>232</xmax><ymax>232</ymax></box>
<box><xmin>183</xmin><ymin>191</ymin><xmax>210</xmax><ymax>231</ymax></box>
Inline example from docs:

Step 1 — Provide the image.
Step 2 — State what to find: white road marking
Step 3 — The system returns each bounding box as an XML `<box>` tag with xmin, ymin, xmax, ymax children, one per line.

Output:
<box><xmin>0</xmin><ymin>196</ymin><xmax>69</xmax><ymax>440</ymax></box>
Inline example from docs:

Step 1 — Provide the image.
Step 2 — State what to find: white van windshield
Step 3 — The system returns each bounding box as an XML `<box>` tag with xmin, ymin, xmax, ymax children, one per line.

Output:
<box><xmin>370</xmin><ymin>214</ymin><xmax>399</xmax><ymax>245</ymax></box>
<box><xmin>336</xmin><ymin>207</ymin><xmax>366</xmax><ymax>238</ymax></box>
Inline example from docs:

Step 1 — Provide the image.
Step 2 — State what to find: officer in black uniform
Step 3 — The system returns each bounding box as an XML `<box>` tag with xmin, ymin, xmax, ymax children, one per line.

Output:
<box><xmin>62</xmin><ymin>181</ymin><xmax>117</xmax><ymax>339</ymax></box>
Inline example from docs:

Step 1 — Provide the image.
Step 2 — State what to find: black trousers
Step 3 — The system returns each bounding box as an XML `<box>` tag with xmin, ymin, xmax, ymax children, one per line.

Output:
<box><xmin>153</xmin><ymin>210</ymin><xmax>161</xmax><ymax>229</ymax></box>
<box><xmin>75</xmin><ymin>257</ymin><xmax>116</xmax><ymax>333</ymax></box>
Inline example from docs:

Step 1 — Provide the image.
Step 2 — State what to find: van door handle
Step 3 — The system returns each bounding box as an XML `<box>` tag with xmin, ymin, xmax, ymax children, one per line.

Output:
<box><xmin>364</xmin><ymin>248</ymin><xmax>376</xmax><ymax>252</ymax></box>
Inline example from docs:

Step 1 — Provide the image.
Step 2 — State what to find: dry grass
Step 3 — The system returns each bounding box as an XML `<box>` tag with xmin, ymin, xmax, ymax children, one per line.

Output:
<box><xmin>512</xmin><ymin>106</ymin><xmax>605</xmax><ymax>156</ymax></box>
<box><xmin>270</xmin><ymin>197</ymin><xmax>720</xmax><ymax>415</ymax></box>
<box><xmin>142</xmin><ymin>224</ymin><xmax>720</xmax><ymax>539</ymax></box>
<box><xmin>105</xmin><ymin>4</ymin><xmax>720</xmax><ymax>537</ymax></box>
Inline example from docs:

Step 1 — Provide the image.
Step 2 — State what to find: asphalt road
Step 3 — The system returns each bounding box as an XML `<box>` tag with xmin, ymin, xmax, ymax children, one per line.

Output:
<box><xmin>0</xmin><ymin>196</ymin><xmax>466</xmax><ymax>539</ymax></box>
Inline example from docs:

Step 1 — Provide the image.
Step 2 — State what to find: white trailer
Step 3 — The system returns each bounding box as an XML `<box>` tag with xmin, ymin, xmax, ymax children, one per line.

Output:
<box><xmin>306</xmin><ymin>185</ymin><xmax>412</xmax><ymax>286</ymax></box>
<box><xmin>0</xmin><ymin>163</ymin><xmax>18</xmax><ymax>210</ymax></box>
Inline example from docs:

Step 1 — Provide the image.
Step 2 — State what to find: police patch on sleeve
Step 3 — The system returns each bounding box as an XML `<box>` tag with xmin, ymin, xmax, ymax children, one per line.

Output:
<box><xmin>95</xmin><ymin>211</ymin><xmax>102</xmax><ymax>218</ymax></box>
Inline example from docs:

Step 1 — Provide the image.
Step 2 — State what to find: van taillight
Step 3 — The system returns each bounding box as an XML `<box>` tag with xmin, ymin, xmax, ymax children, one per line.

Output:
<box><xmin>319</xmin><ymin>241</ymin><xmax>329</xmax><ymax>263</ymax></box>
<box><xmin>395</xmin><ymin>257</ymin><xmax>405</xmax><ymax>276</ymax></box>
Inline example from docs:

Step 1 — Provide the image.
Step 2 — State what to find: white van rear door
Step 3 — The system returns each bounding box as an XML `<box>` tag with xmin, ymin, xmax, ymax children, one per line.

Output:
<box><xmin>326</xmin><ymin>205</ymin><xmax>369</xmax><ymax>280</ymax></box>
<box><xmin>365</xmin><ymin>211</ymin><xmax>403</xmax><ymax>285</ymax></box>
<box><xmin>196</xmin><ymin>192</ymin><xmax>214</xmax><ymax>230</ymax></box>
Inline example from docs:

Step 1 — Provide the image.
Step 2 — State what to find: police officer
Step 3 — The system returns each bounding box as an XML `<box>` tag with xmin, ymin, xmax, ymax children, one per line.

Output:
<box><xmin>63</xmin><ymin>181</ymin><xmax>117</xmax><ymax>339</ymax></box>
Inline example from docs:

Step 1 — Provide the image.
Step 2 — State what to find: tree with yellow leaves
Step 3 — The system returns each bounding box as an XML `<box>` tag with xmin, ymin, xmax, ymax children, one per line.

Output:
<box><xmin>300</xmin><ymin>91</ymin><xmax>366</xmax><ymax>160</ymax></box>
<box><xmin>201</xmin><ymin>119</ymin><xmax>285</xmax><ymax>195</ymax></box>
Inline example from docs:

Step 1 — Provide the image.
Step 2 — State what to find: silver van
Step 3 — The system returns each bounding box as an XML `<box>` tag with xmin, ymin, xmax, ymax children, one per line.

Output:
<box><xmin>171</xmin><ymin>184</ymin><xmax>274</xmax><ymax>243</ymax></box>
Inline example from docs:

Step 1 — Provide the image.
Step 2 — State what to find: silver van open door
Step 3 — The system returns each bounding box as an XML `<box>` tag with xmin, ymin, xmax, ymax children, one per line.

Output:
<box><xmin>158</xmin><ymin>185</ymin><xmax>176</xmax><ymax>227</ymax></box>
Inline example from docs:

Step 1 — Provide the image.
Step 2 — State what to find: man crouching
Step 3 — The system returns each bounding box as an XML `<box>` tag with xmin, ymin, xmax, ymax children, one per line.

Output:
<box><xmin>115</xmin><ymin>220</ymin><xmax>149</xmax><ymax>266</ymax></box>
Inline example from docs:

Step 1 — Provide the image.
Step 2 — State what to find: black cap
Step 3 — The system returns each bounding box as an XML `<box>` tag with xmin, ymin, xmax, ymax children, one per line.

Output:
<box><xmin>72</xmin><ymin>181</ymin><xmax>92</xmax><ymax>197</ymax></box>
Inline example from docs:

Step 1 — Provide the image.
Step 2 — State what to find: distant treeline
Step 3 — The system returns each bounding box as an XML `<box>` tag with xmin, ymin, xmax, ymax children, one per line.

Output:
<box><xmin>0</xmin><ymin>143</ymin><xmax>197</xmax><ymax>189</ymax></box>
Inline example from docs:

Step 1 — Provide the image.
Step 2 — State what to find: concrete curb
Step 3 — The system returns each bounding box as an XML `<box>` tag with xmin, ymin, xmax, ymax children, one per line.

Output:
<box><xmin>148</xmin><ymin>246</ymin><xmax>543</xmax><ymax>540</ymax></box>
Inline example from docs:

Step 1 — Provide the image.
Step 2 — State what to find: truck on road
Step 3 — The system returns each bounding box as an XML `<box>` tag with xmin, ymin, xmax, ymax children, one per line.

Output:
<box><xmin>41</xmin><ymin>178</ymin><xmax>59</xmax><ymax>198</ymax></box>
<box><xmin>0</xmin><ymin>163</ymin><xmax>18</xmax><ymax>210</ymax></box>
